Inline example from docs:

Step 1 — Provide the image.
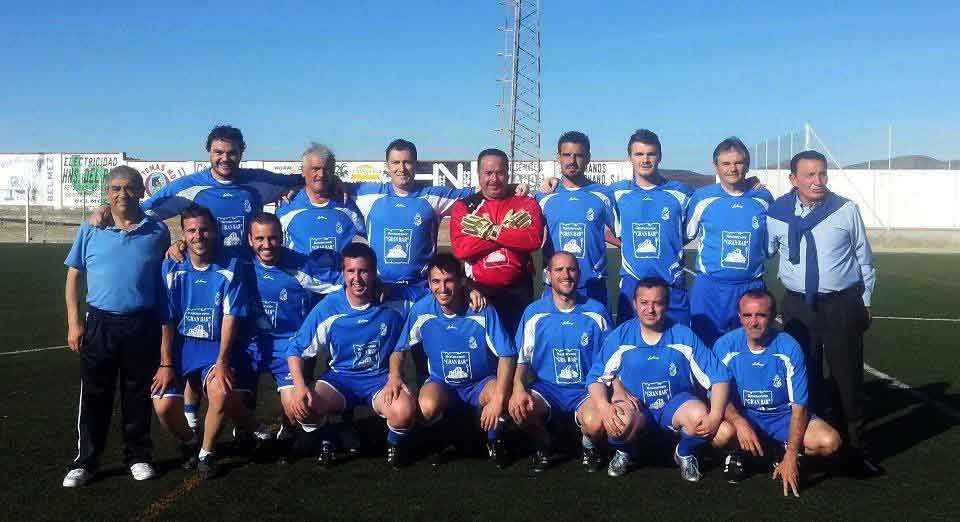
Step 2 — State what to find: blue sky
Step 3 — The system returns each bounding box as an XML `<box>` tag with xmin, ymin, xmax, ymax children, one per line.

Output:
<box><xmin>1</xmin><ymin>1</ymin><xmax>958</xmax><ymax>172</ymax></box>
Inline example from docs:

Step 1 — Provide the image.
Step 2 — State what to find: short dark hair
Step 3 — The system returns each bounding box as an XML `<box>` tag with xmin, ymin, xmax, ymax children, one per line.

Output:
<box><xmin>712</xmin><ymin>136</ymin><xmax>750</xmax><ymax>166</ymax></box>
<box><xmin>627</xmin><ymin>129</ymin><xmax>661</xmax><ymax>156</ymax></box>
<box><xmin>385</xmin><ymin>139</ymin><xmax>418</xmax><ymax>162</ymax></box>
<box><xmin>427</xmin><ymin>253</ymin><xmax>465</xmax><ymax>279</ymax></box>
<box><xmin>341</xmin><ymin>242</ymin><xmax>377</xmax><ymax>272</ymax></box>
<box><xmin>633</xmin><ymin>277</ymin><xmax>670</xmax><ymax>300</ymax></box>
<box><xmin>250</xmin><ymin>212</ymin><xmax>282</xmax><ymax>231</ymax></box>
<box><xmin>106</xmin><ymin>165</ymin><xmax>144</xmax><ymax>190</ymax></box>
<box><xmin>739</xmin><ymin>289</ymin><xmax>778</xmax><ymax>317</ymax></box>
<box><xmin>557</xmin><ymin>131</ymin><xmax>590</xmax><ymax>154</ymax></box>
<box><xmin>547</xmin><ymin>250</ymin><xmax>578</xmax><ymax>268</ymax></box>
<box><xmin>477</xmin><ymin>148</ymin><xmax>509</xmax><ymax>166</ymax></box>
<box><xmin>206</xmin><ymin>125</ymin><xmax>246</xmax><ymax>154</ymax></box>
<box><xmin>789</xmin><ymin>150</ymin><xmax>827</xmax><ymax>175</ymax></box>
<box><xmin>179</xmin><ymin>204</ymin><xmax>215</xmax><ymax>228</ymax></box>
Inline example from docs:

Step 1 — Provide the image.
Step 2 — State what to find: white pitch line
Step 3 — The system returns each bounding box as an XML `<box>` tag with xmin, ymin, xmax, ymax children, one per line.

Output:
<box><xmin>873</xmin><ymin>316</ymin><xmax>960</xmax><ymax>322</ymax></box>
<box><xmin>864</xmin><ymin>363</ymin><xmax>960</xmax><ymax>423</ymax></box>
<box><xmin>0</xmin><ymin>345</ymin><xmax>68</xmax><ymax>356</ymax></box>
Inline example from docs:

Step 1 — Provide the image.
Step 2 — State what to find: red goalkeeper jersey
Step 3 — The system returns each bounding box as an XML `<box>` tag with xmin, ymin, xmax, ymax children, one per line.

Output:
<box><xmin>450</xmin><ymin>193</ymin><xmax>544</xmax><ymax>288</ymax></box>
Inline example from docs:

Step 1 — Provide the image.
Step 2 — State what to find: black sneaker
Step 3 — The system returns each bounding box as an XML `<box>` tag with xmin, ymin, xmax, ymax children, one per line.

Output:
<box><xmin>318</xmin><ymin>441</ymin><xmax>336</xmax><ymax>469</ymax></box>
<box><xmin>487</xmin><ymin>439</ymin><xmax>508</xmax><ymax>470</ymax></box>
<box><xmin>582</xmin><ymin>446</ymin><xmax>604</xmax><ymax>473</ymax></box>
<box><xmin>197</xmin><ymin>455</ymin><xmax>219</xmax><ymax>481</ymax></box>
<box><xmin>528</xmin><ymin>449</ymin><xmax>551</xmax><ymax>475</ymax></box>
<box><xmin>179</xmin><ymin>439</ymin><xmax>200</xmax><ymax>470</ymax></box>
<box><xmin>723</xmin><ymin>450</ymin><xmax>747</xmax><ymax>484</ymax></box>
<box><xmin>386</xmin><ymin>444</ymin><xmax>407</xmax><ymax>471</ymax></box>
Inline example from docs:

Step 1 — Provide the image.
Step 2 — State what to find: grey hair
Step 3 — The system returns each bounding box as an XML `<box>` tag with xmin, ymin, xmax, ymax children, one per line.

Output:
<box><xmin>712</xmin><ymin>136</ymin><xmax>751</xmax><ymax>167</ymax></box>
<box><xmin>107</xmin><ymin>165</ymin><xmax>144</xmax><ymax>189</ymax></box>
<box><xmin>301</xmin><ymin>142</ymin><xmax>336</xmax><ymax>166</ymax></box>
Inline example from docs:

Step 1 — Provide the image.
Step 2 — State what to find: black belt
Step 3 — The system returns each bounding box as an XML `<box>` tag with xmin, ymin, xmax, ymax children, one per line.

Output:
<box><xmin>785</xmin><ymin>282</ymin><xmax>864</xmax><ymax>302</ymax></box>
<box><xmin>87</xmin><ymin>306</ymin><xmax>155</xmax><ymax>320</ymax></box>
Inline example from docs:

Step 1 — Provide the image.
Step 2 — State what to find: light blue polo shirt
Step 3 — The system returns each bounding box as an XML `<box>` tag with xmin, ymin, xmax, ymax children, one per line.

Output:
<box><xmin>65</xmin><ymin>217</ymin><xmax>171</xmax><ymax>315</ymax></box>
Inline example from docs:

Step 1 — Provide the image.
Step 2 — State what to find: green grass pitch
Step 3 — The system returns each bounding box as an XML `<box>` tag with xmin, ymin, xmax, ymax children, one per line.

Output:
<box><xmin>1</xmin><ymin>244</ymin><xmax>958</xmax><ymax>520</ymax></box>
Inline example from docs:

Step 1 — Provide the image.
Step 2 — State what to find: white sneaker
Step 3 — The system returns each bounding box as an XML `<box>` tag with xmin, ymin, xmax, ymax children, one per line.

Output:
<box><xmin>129</xmin><ymin>462</ymin><xmax>157</xmax><ymax>481</ymax></box>
<box><xmin>62</xmin><ymin>468</ymin><xmax>94</xmax><ymax>487</ymax></box>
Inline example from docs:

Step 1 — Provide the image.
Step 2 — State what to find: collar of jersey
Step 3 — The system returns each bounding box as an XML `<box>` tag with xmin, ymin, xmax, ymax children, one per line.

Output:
<box><xmin>188</xmin><ymin>258</ymin><xmax>212</xmax><ymax>271</ymax></box>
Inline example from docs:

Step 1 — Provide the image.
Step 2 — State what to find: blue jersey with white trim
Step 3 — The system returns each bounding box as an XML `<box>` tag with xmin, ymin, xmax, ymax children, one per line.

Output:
<box><xmin>685</xmin><ymin>183</ymin><xmax>773</xmax><ymax>282</ymax></box>
<box><xmin>276</xmin><ymin>191</ymin><xmax>366</xmax><ymax>257</ymax></box>
<box><xmin>163</xmin><ymin>256</ymin><xmax>248</xmax><ymax>371</ymax></box>
<box><xmin>609</xmin><ymin>178</ymin><xmax>693</xmax><ymax>286</ymax></box>
<box><xmin>143</xmin><ymin>168</ymin><xmax>301</xmax><ymax>258</ymax></box>
<box><xmin>246</xmin><ymin>249</ymin><xmax>343</xmax><ymax>347</ymax></box>
<box><xmin>712</xmin><ymin>328</ymin><xmax>808</xmax><ymax>415</ymax></box>
<box><xmin>350</xmin><ymin>183</ymin><xmax>474</xmax><ymax>284</ymax></box>
<box><xmin>536</xmin><ymin>182</ymin><xmax>616</xmax><ymax>285</ymax></box>
<box><xmin>286</xmin><ymin>290</ymin><xmax>404</xmax><ymax>377</ymax></box>
<box><xmin>397</xmin><ymin>295</ymin><xmax>515</xmax><ymax>387</ymax></box>
<box><xmin>516</xmin><ymin>293</ymin><xmax>611</xmax><ymax>389</ymax></box>
<box><xmin>587</xmin><ymin>320</ymin><xmax>729</xmax><ymax>410</ymax></box>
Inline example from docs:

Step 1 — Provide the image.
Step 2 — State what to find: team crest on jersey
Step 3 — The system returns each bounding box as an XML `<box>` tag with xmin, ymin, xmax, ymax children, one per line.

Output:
<box><xmin>669</xmin><ymin>362</ymin><xmax>678</xmax><ymax>377</ymax></box>
<box><xmin>661</xmin><ymin>207</ymin><xmax>670</xmax><ymax>221</ymax></box>
<box><xmin>580</xmin><ymin>332</ymin><xmax>590</xmax><ymax>347</ymax></box>
<box><xmin>468</xmin><ymin>337</ymin><xmax>478</xmax><ymax>350</ymax></box>
<box><xmin>752</xmin><ymin>215</ymin><xmax>760</xmax><ymax>230</ymax></box>
<box><xmin>413</xmin><ymin>212</ymin><xmax>423</xmax><ymax>227</ymax></box>
<box><xmin>336</xmin><ymin>221</ymin><xmax>344</xmax><ymax>234</ymax></box>
<box><xmin>279</xmin><ymin>289</ymin><xmax>288</xmax><ymax>302</ymax></box>
<box><xmin>586</xmin><ymin>208</ymin><xmax>595</xmax><ymax>222</ymax></box>
<box><xmin>379</xmin><ymin>322</ymin><xmax>388</xmax><ymax>337</ymax></box>
<box><xmin>773</xmin><ymin>374</ymin><xmax>783</xmax><ymax>388</ymax></box>
<box><xmin>243</xmin><ymin>199</ymin><xmax>252</xmax><ymax>213</ymax></box>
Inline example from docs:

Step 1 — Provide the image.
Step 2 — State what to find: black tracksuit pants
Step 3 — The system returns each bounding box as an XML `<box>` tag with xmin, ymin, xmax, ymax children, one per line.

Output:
<box><xmin>69</xmin><ymin>308</ymin><xmax>160</xmax><ymax>471</ymax></box>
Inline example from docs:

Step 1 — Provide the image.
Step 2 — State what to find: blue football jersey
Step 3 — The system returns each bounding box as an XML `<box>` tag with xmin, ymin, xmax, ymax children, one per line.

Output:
<box><xmin>713</xmin><ymin>328</ymin><xmax>808</xmax><ymax>415</ymax></box>
<box><xmin>163</xmin><ymin>256</ymin><xmax>248</xmax><ymax>371</ymax></box>
<box><xmin>587</xmin><ymin>320</ymin><xmax>729</xmax><ymax>410</ymax></box>
<box><xmin>350</xmin><ymin>183</ymin><xmax>473</xmax><ymax>284</ymax></box>
<box><xmin>286</xmin><ymin>290</ymin><xmax>404</xmax><ymax>377</ymax></box>
<box><xmin>516</xmin><ymin>293</ymin><xmax>611</xmax><ymax>388</ymax></box>
<box><xmin>245</xmin><ymin>249</ymin><xmax>343</xmax><ymax>359</ymax></box>
<box><xmin>609</xmin><ymin>179</ymin><xmax>693</xmax><ymax>287</ymax></box>
<box><xmin>536</xmin><ymin>182</ymin><xmax>616</xmax><ymax>286</ymax></box>
<box><xmin>276</xmin><ymin>191</ymin><xmax>366</xmax><ymax>256</ymax></box>
<box><xmin>143</xmin><ymin>168</ymin><xmax>301</xmax><ymax>258</ymax></box>
<box><xmin>397</xmin><ymin>295</ymin><xmax>516</xmax><ymax>387</ymax></box>
<box><xmin>685</xmin><ymin>184</ymin><xmax>773</xmax><ymax>282</ymax></box>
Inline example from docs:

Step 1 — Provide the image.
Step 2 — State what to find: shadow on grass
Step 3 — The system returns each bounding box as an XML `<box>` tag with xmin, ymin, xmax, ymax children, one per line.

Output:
<box><xmin>864</xmin><ymin>380</ymin><xmax>958</xmax><ymax>462</ymax></box>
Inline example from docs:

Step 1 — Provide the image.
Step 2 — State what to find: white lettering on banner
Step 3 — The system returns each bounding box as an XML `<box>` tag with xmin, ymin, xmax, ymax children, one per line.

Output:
<box><xmin>558</xmin><ymin>223</ymin><xmax>586</xmax><ymax>258</ymax></box>
<box><xmin>631</xmin><ymin>222</ymin><xmax>661</xmax><ymax>258</ymax></box>
<box><xmin>383</xmin><ymin>228</ymin><xmax>413</xmax><ymax>264</ymax></box>
<box><xmin>441</xmin><ymin>351</ymin><xmax>472</xmax><ymax>384</ymax></box>
<box><xmin>742</xmin><ymin>389</ymin><xmax>774</xmax><ymax>409</ymax></box>
<box><xmin>183</xmin><ymin>307</ymin><xmax>215</xmax><ymax>339</ymax></box>
<box><xmin>720</xmin><ymin>231</ymin><xmax>750</xmax><ymax>270</ymax></box>
<box><xmin>642</xmin><ymin>380</ymin><xmax>671</xmax><ymax>410</ymax></box>
<box><xmin>553</xmin><ymin>348</ymin><xmax>582</xmax><ymax>384</ymax></box>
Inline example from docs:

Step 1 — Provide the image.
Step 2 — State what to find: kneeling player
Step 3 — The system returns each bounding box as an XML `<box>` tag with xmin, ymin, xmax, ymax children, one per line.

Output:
<box><xmin>285</xmin><ymin>243</ymin><xmax>417</xmax><ymax>469</ymax></box>
<box><xmin>712</xmin><ymin>290</ymin><xmax>841</xmax><ymax>496</ymax></box>
<box><xmin>151</xmin><ymin>205</ymin><xmax>267</xmax><ymax>480</ymax></box>
<box><xmin>510</xmin><ymin>252</ymin><xmax>611</xmax><ymax>474</ymax></box>
<box><xmin>586</xmin><ymin>278</ymin><xmax>730</xmax><ymax>481</ymax></box>
<box><xmin>396</xmin><ymin>254</ymin><xmax>516</xmax><ymax>467</ymax></box>
<box><xmin>244</xmin><ymin>213</ymin><xmax>342</xmax><ymax>460</ymax></box>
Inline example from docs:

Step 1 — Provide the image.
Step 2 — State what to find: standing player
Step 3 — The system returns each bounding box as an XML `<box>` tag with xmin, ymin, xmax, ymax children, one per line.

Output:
<box><xmin>450</xmin><ymin>148</ymin><xmax>545</xmax><ymax>335</ymax></box>
<box><xmin>609</xmin><ymin>129</ymin><xmax>694</xmax><ymax>325</ymax></box>
<box><xmin>284</xmin><ymin>243</ymin><xmax>417</xmax><ymax>469</ymax></box>
<box><xmin>587</xmin><ymin>278</ymin><xmax>730</xmax><ymax>481</ymax></box>
<box><xmin>396</xmin><ymin>254</ymin><xmax>516</xmax><ymax>468</ymax></box>
<box><xmin>243</xmin><ymin>213</ymin><xmax>343</xmax><ymax>459</ymax></box>
<box><xmin>712</xmin><ymin>290</ymin><xmax>841</xmax><ymax>495</ymax></box>
<box><xmin>62</xmin><ymin>166</ymin><xmax>170</xmax><ymax>487</ymax></box>
<box><xmin>511</xmin><ymin>252</ymin><xmax>612</xmax><ymax>474</ymax></box>
<box><xmin>535</xmin><ymin>132</ymin><xmax>616</xmax><ymax>304</ymax></box>
<box><xmin>686</xmin><ymin>137</ymin><xmax>773</xmax><ymax>346</ymax></box>
<box><xmin>277</xmin><ymin>143</ymin><xmax>365</xmax><ymax>263</ymax></box>
<box><xmin>152</xmin><ymin>205</ymin><xmax>268</xmax><ymax>480</ymax></box>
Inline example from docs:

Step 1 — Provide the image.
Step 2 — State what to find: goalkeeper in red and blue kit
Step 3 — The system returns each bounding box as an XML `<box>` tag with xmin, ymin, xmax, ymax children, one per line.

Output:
<box><xmin>450</xmin><ymin>148</ymin><xmax>544</xmax><ymax>336</ymax></box>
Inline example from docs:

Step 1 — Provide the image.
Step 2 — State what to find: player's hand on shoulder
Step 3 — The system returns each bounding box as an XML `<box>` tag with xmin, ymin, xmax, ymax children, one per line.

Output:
<box><xmin>514</xmin><ymin>183</ymin><xmax>530</xmax><ymax>197</ymax></box>
<box><xmin>166</xmin><ymin>240</ymin><xmax>186</xmax><ymax>262</ymax></box>
<box><xmin>88</xmin><ymin>205</ymin><xmax>112</xmax><ymax>228</ymax></box>
<box><xmin>540</xmin><ymin>176</ymin><xmax>559</xmax><ymax>194</ymax></box>
<box><xmin>467</xmin><ymin>284</ymin><xmax>486</xmax><ymax>311</ymax></box>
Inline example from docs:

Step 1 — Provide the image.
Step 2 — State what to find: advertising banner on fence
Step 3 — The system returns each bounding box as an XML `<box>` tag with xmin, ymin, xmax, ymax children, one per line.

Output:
<box><xmin>127</xmin><ymin>161</ymin><xmax>197</xmax><ymax>198</ymax></box>
<box><xmin>0</xmin><ymin>154</ymin><xmax>61</xmax><ymax>206</ymax></box>
<box><xmin>60</xmin><ymin>153</ymin><xmax>123</xmax><ymax>209</ymax></box>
